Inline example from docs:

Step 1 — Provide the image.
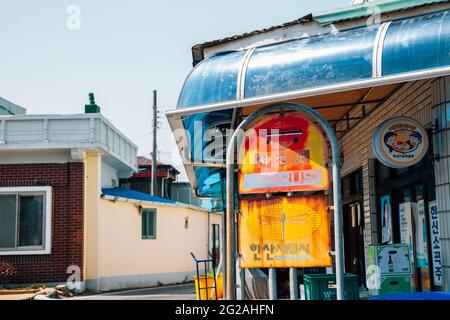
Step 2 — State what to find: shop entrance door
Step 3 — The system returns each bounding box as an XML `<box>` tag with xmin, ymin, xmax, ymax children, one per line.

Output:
<box><xmin>342</xmin><ymin>169</ymin><xmax>365</xmax><ymax>286</ymax></box>
<box><xmin>343</xmin><ymin>202</ymin><xmax>365</xmax><ymax>286</ymax></box>
<box><xmin>375</xmin><ymin>136</ymin><xmax>437</xmax><ymax>292</ymax></box>
<box><xmin>394</xmin><ymin>182</ymin><xmax>435</xmax><ymax>291</ymax></box>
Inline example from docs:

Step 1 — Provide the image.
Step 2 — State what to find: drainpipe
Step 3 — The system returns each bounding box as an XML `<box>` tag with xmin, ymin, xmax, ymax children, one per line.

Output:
<box><xmin>161</xmin><ymin>169</ymin><xmax>171</xmax><ymax>198</ymax></box>
<box><xmin>225</xmin><ymin>102</ymin><xmax>345</xmax><ymax>300</ymax></box>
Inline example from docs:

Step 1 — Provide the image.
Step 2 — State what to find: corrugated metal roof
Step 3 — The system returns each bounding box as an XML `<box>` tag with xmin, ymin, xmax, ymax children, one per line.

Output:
<box><xmin>313</xmin><ymin>0</ymin><xmax>450</xmax><ymax>25</ymax></box>
<box><xmin>192</xmin><ymin>0</ymin><xmax>449</xmax><ymax>54</ymax></box>
<box><xmin>192</xmin><ymin>14</ymin><xmax>313</xmax><ymax>51</ymax></box>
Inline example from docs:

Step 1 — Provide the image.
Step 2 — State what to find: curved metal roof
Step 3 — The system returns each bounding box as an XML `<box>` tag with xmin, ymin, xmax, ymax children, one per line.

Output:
<box><xmin>178</xmin><ymin>10</ymin><xmax>450</xmax><ymax>110</ymax></box>
<box><xmin>173</xmin><ymin>9</ymin><xmax>450</xmax><ymax>198</ymax></box>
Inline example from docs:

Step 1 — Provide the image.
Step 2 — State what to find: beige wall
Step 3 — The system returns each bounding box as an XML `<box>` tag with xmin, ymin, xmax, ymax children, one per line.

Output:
<box><xmin>84</xmin><ymin>151</ymin><xmax>102</xmax><ymax>291</ymax></box>
<box><xmin>82</xmin><ymin>148</ymin><xmax>222</xmax><ymax>292</ymax></box>
<box><xmin>85</xmin><ymin>198</ymin><xmax>221</xmax><ymax>291</ymax></box>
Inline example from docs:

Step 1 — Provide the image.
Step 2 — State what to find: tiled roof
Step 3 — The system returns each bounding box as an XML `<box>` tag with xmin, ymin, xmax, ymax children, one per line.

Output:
<box><xmin>136</xmin><ymin>156</ymin><xmax>180</xmax><ymax>174</ymax></box>
<box><xmin>137</xmin><ymin>156</ymin><xmax>154</xmax><ymax>166</ymax></box>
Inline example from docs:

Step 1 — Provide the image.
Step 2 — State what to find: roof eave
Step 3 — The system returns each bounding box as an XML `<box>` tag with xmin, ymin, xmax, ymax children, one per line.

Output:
<box><xmin>0</xmin><ymin>97</ymin><xmax>26</xmax><ymax>115</ymax></box>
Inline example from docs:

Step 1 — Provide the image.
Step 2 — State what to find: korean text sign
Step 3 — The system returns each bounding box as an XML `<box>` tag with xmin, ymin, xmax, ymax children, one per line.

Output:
<box><xmin>238</xmin><ymin>196</ymin><xmax>332</xmax><ymax>268</ymax></box>
<box><xmin>428</xmin><ymin>201</ymin><xmax>443</xmax><ymax>286</ymax></box>
<box><xmin>238</xmin><ymin>113</ymin><xmax>329</xmax><ymax>194</ymax></box>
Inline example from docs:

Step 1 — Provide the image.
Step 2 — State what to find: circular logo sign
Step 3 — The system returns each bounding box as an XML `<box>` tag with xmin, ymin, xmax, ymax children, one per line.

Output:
<box><xmin>372</xmin><ymin>117</ymin><xmax>429</xmax><ymax>168</ymax></box>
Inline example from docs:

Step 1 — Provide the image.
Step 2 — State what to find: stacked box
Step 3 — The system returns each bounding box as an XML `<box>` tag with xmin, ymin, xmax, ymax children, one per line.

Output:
<box><xmin>366</xmin><ymin>244</ymin><xmax>413</xmax><ymax>295</ymax></box>
<box><xmin>303</xmin><ymin>273</ymin><xmax>359</xmax><ymax>300</ymax></box>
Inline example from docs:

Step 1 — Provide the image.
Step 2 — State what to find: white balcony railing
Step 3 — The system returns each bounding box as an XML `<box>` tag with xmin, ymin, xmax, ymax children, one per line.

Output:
<box><xmin>0</xmin><ymin>113</ymin><xmax>138</xmax><ymax>171</ymax></box>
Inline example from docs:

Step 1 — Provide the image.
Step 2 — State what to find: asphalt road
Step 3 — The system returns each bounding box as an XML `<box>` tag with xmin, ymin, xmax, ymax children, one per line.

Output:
<box><xmin>69</xmin><ymin>283</ymin><xmax>196</xmax><ymax>300</ymax></box>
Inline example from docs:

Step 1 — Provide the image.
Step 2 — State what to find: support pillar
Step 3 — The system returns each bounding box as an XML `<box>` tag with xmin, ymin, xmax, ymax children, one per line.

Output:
<box><xmin>289</xmin><ymin>268</ymin><xmax>299</xmax><ymax>300</ymax></box>
<box><xmin>269</xmin><ymin>268</ymin><xmax>277</xmax><ymax>300</ymax></box>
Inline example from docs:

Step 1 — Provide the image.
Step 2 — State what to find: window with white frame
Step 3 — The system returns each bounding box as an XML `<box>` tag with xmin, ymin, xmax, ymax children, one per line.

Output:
<box><xmin>0</xmin><ymin>187</ymin><xmax>52</xmax><ymax>255</ymax></box>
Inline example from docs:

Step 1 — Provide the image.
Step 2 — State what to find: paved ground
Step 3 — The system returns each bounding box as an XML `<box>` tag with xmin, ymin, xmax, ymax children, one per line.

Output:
<box><xmin>68</xmin><ymin>283</ymin><xmax>196</xmax><ymax>300</ymax></box>
<box><xmin>0</xmin><ymin>293</ymin><xmax>37</xmax><ymax>300</ymax></box>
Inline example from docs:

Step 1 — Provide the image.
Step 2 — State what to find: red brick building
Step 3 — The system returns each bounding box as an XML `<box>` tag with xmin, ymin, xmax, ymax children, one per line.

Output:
<box><xmin>0</xmin><ymin>163</ymin><xmax>84</xmax><ymax>284</ymax></box>
<box><xmin>0</xmin><ymin>113</ymin><xmax>137</xmax><ymax>290</ymax></box>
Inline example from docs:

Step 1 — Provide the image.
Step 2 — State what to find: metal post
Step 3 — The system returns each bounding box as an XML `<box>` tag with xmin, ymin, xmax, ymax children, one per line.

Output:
<box><xmin>239</xmin><ymin>267</ymin><xmax>245</xmax><ymax>300</ymax></box>
<box><xmin>332</xmin><ymin>154</ymin><xmax>345</xmax><ymax>300</ymax></box>
<box><xmin>225</xmin><ymin>102</ymin><xmax>345</xmax><ymax>300</ymax></box>
<box><xmin>289</xmin><ymin>268</ymin><xmax>298</xmax><ymax>300</ymax></box>
<box><xmin>151</xmin><ymin>90</ymin><xmax>158</xmax><ymax>196</ymax></box>
<box><xmin>269</xmin><ymin>268</ymin><xmax>277</xmax><ymax>300</ymax></box>
<box><xmin>225</xmin><ymin>135</ymin><xmax>236</xmax><ymax>300</ymax></box>
<box><xmin>221</xmin><ymin>210</ymin><xmax>227</xmax><ymax>299</ymax></box>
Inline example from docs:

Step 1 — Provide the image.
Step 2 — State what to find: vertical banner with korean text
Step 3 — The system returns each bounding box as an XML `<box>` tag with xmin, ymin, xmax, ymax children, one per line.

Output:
<box><xmin>428</xmin><ymin>201</ymin><xmax>443</xmax><ymax>286</ymax></box>
<box><xmin>380</xmin><ymin>195</ymin><xmax>393</xmax><ymax>244</ymax></box>
<box><xmin>415</xmin><ymin>200</ymin><xmax>428</xmax><ymax>267</ymax></box>
<box><xmin>399</xmin><ymin>202</ymin><xmax>415</xmax><ymax>264</ymax></box>
<box><xmin>238</xmin><ymin>196</ymin><xmax>332</xmax><ymax>268</ymax></box>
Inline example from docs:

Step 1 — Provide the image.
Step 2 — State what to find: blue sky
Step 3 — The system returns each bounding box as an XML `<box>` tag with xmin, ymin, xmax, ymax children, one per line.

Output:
<box><xmin>0</xmin><ymin>0</ymin><xmax>349</xmax><ymax>180</ymax></box>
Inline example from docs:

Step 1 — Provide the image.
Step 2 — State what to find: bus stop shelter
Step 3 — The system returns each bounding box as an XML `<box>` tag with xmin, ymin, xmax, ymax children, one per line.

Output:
<box><xmin>166</xmin><ymin>5</ymin><xmax>450</xmax><ymax>299</ymax></box>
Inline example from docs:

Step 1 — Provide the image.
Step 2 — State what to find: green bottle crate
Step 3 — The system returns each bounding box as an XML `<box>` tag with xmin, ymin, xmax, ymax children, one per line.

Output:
<box><xmin>379</xmin><ymin>275</ymin><xmax>412</xmax><ymax>295</ymax></box>
<box><xmin>303</xmin><ymin>273</ymin><xmax>360</xmax><ymax>300</ymax></box>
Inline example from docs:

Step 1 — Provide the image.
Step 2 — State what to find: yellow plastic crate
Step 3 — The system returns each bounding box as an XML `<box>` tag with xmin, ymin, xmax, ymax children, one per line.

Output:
<box><xmin>194</xmin><ymin>274</ymin><xmax>223</xmax><ymax>300</ymax></box>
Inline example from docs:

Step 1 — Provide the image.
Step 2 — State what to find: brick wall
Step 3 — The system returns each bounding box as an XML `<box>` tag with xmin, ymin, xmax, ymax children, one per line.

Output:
<box><xmin>0</xmin><ymin>162</ymin><xmax>84</xmax><ymax>285</ymax></box>
<box><xmin>335</xmin><ymin>79</ymin><xmax>434</xmax><ymax>276</ymax></box>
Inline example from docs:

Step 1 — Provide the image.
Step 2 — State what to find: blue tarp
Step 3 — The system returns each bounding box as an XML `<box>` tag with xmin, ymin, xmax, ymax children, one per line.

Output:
<box><xmin>369</xmin><ymin>291</ymin><xmax>450</xmax><ymax>300</ymax></box>
<box><xmin>101</xmin><ymin>187</ymin><xmax>177</xmax><ymax>204</ymax></box>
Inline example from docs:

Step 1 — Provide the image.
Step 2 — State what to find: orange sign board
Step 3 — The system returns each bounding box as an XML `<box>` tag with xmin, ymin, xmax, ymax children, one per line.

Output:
<box><xmin>238</xmin><ymin>196</ymin><xmax>332</xmax><ymax>268</ymax></box>
<box><xmin>238</xmin><ymin>113</ymin><xmax>329</xmax><ymax>194</ymax></box>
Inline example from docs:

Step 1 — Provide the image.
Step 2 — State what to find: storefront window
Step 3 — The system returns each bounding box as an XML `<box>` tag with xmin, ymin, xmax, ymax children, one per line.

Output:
<box><xmin>398</xmin><ymin>188</ymin><xmax>412</xmax><ymax>204</ymax></box>
<box><xmin>375</xmin><ymin>138</ymin><xmax>438</xmax><ymax>291</ymax></box>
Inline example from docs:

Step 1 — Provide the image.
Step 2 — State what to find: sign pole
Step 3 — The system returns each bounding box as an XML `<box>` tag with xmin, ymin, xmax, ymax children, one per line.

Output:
<box><xmin>289</xmin><ymin>268</ymin><xmax>298</xmax><ymax>300</ymax></box>
<box><xmin>269</xmin><ymin>268</ymin><xmax>277</xmax><ymax>300</ymax></box>
<box><xmin>225</xmin><ymin>102</ymin><xmax>345</xmax><ymax>300</ymax></box>
<box><xmin>225</xmin><ymin>134</ymin><xmax>236</xmax><ymax>300</ymax></box>
<box><xmin>239</xmin><ymin>267</ymin><xmax>245</xmax><ymax>300</ymax></box>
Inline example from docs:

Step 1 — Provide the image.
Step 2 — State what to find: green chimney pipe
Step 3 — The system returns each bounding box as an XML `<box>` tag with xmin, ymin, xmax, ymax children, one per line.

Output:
<box><xmin>85</xmin><ymin>92</ymin><xmax>101</xmax><ymax>113</ymax></box>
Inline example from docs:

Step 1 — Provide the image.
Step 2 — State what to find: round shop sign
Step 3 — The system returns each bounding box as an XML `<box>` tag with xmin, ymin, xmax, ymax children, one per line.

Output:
<box><xmin>372</xmin><ymin>117</ymin><xmax>429</xmax><ymax>168</ymax></box>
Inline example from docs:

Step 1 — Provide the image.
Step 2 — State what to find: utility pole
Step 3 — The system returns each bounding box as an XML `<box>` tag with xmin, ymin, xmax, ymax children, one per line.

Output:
<box><xmin>151</xmin><ymin>90</ymin><xmax>158</xmax><ymax>196</ymax></box>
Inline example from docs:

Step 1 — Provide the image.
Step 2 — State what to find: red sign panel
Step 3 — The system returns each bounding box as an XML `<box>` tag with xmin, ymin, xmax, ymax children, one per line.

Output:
<box><xmin>238</xmin><ymin>113</ymin><xmax>329</xmax><ymax>194</ymax></box>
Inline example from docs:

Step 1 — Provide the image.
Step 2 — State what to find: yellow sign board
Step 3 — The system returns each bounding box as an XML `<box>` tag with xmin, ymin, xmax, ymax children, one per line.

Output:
<box><xmin>238</xmin><ymin>196</ymin><xmax>332</xmax><ymax>268</ymax></box>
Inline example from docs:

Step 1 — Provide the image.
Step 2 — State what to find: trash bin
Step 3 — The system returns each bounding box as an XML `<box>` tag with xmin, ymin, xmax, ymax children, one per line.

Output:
<box><xmin>303</xmin><ymin>273</ymin><xmax>359</xmax><ymax>300</ymax></box>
